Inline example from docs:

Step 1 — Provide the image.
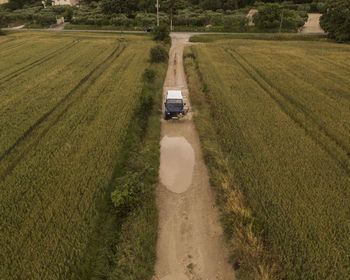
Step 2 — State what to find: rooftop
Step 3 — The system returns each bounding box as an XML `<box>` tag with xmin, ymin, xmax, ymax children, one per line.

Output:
<box><xmin>167</xmin><ymin>90</ymin><xmax>183</xmax><ymax>100</ymax></box>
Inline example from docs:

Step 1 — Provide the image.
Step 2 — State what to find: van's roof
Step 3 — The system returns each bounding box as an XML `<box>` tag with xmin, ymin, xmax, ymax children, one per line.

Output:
<box><xmin>167</xmin><ymin>90</ymin><xmax>183</xmax><ymax>100</ymax></box>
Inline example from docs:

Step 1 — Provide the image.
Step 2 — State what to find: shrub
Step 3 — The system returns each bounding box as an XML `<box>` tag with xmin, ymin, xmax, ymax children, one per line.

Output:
<box><xmin>320</xmin><ymin>0</ymin><xmax>350</xmax><ymax>42</ymax></box>
<box><xmin>110</xmin><ymin>13</ymin><xmax>131</xmax><ymax>26</ymax></box>
<box><xmin>135</xmin><ymin>12</ymin><xmax>155</xmax><ymax>27</ymax></box>
<box><xmin>0</xmin><ymin>12</ymin><xmax>7</xmax><ymax>32</ymax></box>
<box><xmin>153</xmin><ymin>24</ymin><xmax>170</xmax><ymax>42</ymax></box>
<box><xmin>254</xmin><ymin>3</ymin><xmax>282</xmax><ymax>29</ymax></box>
<box><xmin>283</xmin><ymin>9</ymin><xmax>308</xmax><ymax>30</ymax></box>
<box><xmin>254</xmin><ymin>3</ymin><xmax>308</xmax><ymax>31</ymax></box>
<box><xmin>150</xmin><ymin>45</ymin><xmax>168</xmax><ymax>63</ymax></box>
<box><xmin>297</xmin><ymin>3</ymin><xmax>311</xmax><ymax>12</ymax></box>
<box><xmin>62</xmin><ymin>6</ymin><xmax>73</xmax><ymax>21</ymax></box>
<box><xmin>223</xmin><ymin>14</ymin><xmax>248</xmax><ymax>32</ymax></box>
<box><xmin>316</xmin><ymin>2</ymin><xmax>326</xmax><ymax>13</ymax></box>
<box><xmin>34</xmin><ymin>13</ymin><xmax>56</xmax><ymax>26</ymax></box>
<box><xmin>140</xmin><ymin>87</ymin><xmax>155</xmax><ymax>113</ymax></box>
<box><xmin>111</xmin><ymin>171</ymin><xmax>149</xmax><ymax>216</ymax></box>
<box><xmin>142</xmin><ymin>67</ymin><xmax>157</xmax><ymax>83</ymax></box>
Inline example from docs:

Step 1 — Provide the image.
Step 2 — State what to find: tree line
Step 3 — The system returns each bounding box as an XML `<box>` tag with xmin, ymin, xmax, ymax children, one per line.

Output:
<box><xmin>4</xmin><ymin>0</ymin><xmax>318</xmax><ymax>13</ymax></box>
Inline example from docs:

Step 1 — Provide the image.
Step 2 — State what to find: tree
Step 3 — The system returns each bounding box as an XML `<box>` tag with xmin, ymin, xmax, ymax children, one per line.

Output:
<box><xmin>200</xmin><ymin>0</ymin><xmax>222</xmax><ymax>11</ymax></box>
<box><xmin>138</xmin><ymin>0</ymin><xmax>155</xmax><ymax>13</ymax></box>
<box><xmin>0</xmin><ymin>13</ymin><xmax>6</xmax><ymax>35</ymax></box>
<box><xmin>254</xmin><ymin>3</ymin><xmax>281</xmax><ymax>29</ymax></box>
<box><xmin>320</xmin><ymin>0</ymin><xmax>350</xmax><ymax>42</ymax></box>
<box><xmin>153</xmin><ymin>24</ymin><xmax>170</xmax><ymax>41</ymax></box>
<box><xmin>101</xmin><ymin>0</ymin><xmax>126</xmax><ymax>14</ymax></box>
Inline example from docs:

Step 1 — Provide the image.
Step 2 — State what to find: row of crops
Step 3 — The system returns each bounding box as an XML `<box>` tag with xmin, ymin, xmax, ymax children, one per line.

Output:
<box><xmin>184</xmin><ymin>38</ymin><xmax>350</xmax><ymax>279</ymax></box>
<box><xmin>0</xmin><ymin>32</ymin><xmax>157</xmax><ymax>279</ymax></box>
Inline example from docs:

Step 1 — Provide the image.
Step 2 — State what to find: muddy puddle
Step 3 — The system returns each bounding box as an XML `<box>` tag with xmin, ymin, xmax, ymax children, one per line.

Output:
<box><xmin>159</xmin><ymin>136</ymin><xmax>195</xmax><ymax>193</ymax></box>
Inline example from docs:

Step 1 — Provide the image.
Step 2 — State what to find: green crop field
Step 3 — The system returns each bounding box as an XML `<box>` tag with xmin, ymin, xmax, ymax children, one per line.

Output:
<box><xmin>0</xmin><ymin>31</ymin><xmax>164</xmax><ymax>279</ymax></box>
<box><xmin>184</xmin><ymin>36</ymin><xmax>350</xmax><ymax>279</ymax></box>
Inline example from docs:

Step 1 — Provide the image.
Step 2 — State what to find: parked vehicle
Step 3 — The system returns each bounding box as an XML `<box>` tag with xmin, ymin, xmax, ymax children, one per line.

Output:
<box><xmin>164</xmin><ymin>90</ymin><xmax>186</xmax><ymax>120</ymax></box>
<box><xmin>145</xmin><ymin>26</ymin><xmax>154</xmax><ymax>32</ymax></box>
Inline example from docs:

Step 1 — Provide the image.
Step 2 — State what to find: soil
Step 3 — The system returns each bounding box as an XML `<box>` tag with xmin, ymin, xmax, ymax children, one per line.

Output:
<box><xmin>153</xmin><ymin>33</ymin><xmax>235</xmax><ymax>280</ymax></box>
<box><xmin>301</xmin><ymin>13</ymin><xmax>325</xmax><ymax>34</ymax></box>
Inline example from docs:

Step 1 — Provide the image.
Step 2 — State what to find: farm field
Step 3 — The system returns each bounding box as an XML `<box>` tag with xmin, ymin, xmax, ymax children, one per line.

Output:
<box><xmin>184</xmin><ymin>37</ymin><xmax>350</xmax><ymax>279</ymax></box>
<box><xmin>0</xmin><ymin>31</ymin><xmax>163</xmax><ymax>279</ymax></box>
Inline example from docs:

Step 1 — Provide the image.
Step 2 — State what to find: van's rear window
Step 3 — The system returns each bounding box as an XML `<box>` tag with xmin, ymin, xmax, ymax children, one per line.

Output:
<box><xmin>167</xmin><ymin>99</ymin><xmax>182</xmax><ymax>104</ymax></box>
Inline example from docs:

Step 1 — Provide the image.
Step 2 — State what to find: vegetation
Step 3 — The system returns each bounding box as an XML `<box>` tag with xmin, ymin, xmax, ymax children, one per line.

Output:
<box><xmin>0</xmin><ymin>31</ymin><xmax>167</xmax><ymax>280</ymax></box>
<box><xmin>254</xmin><ymin>3</ymin><xmax>308</xmax><ymax>31</ymax></box>
<box><xmin>190</xmin><ymin>32</ymin><xmax>328</xmax><ymax>42</ymax></box>
<box><xmin>184</xmin><ymin>35</ymin><xmax>350</xmax><ymax>279</ymax></box>
<box><xmin>320</xmin><ymin>0</ymin><xmax>350</xmax><ymax>42</ymax></box>
<box><xmin>0</xmin><ymin>0</ymin><xmax>318</xmax><ymax>31</ymax></box>
<box><xmin>0</xmin><ymin>5</ymin><xmax>74</xmax><ymax>26</ymax></box>
<box><xmin>153</xmin><ymin>24</ymin><xmax>170</xmax><ymax>42</ymax></box>
<box><xmin>75</xmin><ymin>47</ymin><xmax>167</xmax><ymax>280</ymax></box>
<box><xmin>150</xmin><ymin>44</ymin><xmax>168</xmax><ymax>63</ymax></box>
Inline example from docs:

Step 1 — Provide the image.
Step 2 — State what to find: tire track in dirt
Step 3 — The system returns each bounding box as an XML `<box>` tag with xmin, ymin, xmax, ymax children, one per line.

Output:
<box><xmin>0</xmin><ymin>41</ymin><xmax>78</xmax><ymax>83</ymax></box>
<box><xmin>0</xmin><ymin>41</ymin><xmax>27</xmax><ymax>55</ymax></box>
<box><xmin>154</xmin><ymin>33</ymin><xmax>235</xmax><ymax>280</ymax></box>
<box><xmin>226</xmin><ymin>48</ymin><xmax>350</xmax><ymax>173</ymax></box>
<box><xmin>0</xmin><ymin>43</ymin><xmax>126</xmax><ymax>182</ymax></box>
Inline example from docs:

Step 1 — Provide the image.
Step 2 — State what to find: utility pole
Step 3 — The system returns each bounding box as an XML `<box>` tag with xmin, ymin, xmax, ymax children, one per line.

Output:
<box><xmin>170</xmin><ymin>0</ymin><xmax>174</xmax><ymax>31</ymax></box>
<box><xmin>156</xmin><ymin>0</ymin><xmax>160</xmax><ymax>27</ymax></box>
<box><xmin>279</xmin><ymin>7</ymin><xmax>284</xmax><ymax>35</ymax></box>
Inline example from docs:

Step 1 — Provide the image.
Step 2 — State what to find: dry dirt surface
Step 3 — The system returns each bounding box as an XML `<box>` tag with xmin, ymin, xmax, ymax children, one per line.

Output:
<box><xmin>153</xmin><ymin>33</ymin><xmax>235</xmax><ymax>280</ymax></box>
<box><xmin>301</xmin><ymin>13</ymin><xmax>325</xmax><ymax>34</ymax></box>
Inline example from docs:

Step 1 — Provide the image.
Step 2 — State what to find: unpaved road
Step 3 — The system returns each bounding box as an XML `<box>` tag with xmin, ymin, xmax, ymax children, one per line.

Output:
<box><xmin>153</xmin><ymin>33</ymin><xmax>235</xmax><ymax>280</ymax></box>
<box><xmin>301</xmin><ymin>13</ymin><xmax>325</xmax><ymax>34</ymax></box>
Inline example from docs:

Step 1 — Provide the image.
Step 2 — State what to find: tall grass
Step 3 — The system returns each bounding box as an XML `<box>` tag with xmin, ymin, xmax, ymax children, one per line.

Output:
<box><xmin>184</xmin><ymin>37</ymin><xmax>350</xmax><ymax>279</ymax></box>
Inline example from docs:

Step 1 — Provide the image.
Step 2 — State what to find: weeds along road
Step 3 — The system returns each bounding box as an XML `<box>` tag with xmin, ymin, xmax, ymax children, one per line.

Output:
<box><xmin>153</xmin><ymin>33</ymin><xmax>235</xmax><ymax>280</ymax></box>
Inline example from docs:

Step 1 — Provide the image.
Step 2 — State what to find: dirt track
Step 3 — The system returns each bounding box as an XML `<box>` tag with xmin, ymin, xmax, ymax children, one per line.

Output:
<box><xmin>153</xmin><ymin>33</ymin><xmax>235</xmax><ymax>280</ymax></box>
<box><xmin>301</xmin><ymin>13</ymin><xmax>325</xmax><ymax>34</ymax></box>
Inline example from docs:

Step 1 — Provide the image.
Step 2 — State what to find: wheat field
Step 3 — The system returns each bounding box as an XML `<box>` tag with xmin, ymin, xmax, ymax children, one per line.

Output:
<box><xmin>184</xmin><ymin>36</ymin><xmax>350</xmax><ymax>279</ymax></box>
<box><xmin>0</xmin><ymin>31</ymin><xmax>157</xmax><ymax>279</ymax></box>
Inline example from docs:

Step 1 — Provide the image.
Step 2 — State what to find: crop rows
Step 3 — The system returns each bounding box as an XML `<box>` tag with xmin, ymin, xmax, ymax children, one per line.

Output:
<box><xmin>0</xmin><ymin>32</ymin><xmax>155</xmax><ymax>279</ymax></box>
<box><xmin>188</xmin><ymin>39</ymin><xmax>350</xmax><ymax>279</ymax></box>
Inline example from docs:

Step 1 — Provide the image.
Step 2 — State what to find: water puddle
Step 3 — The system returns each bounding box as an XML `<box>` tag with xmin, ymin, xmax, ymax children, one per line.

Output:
<box><xmin>160</xmin><ymin>136</ymin><xmax>195</xmax><ymax>193</ymax></box>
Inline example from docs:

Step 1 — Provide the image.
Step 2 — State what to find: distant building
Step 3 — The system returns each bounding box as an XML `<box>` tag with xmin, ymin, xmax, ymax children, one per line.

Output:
<box><xmin>52</xmin><ymin>0</ymin><xmax>79</xmax><ymax>6</ymax></box>
<box><xmin>0</xmin><ymin>0</ymin><xmax>9</xmax><ymax>4</ymax></box>
<box><xmin>247</xmin><ymin>9</ymin><xmax>258</xmax><ymax>26</ymax></box>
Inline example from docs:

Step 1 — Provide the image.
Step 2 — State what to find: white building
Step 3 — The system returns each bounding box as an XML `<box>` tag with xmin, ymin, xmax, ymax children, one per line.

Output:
<box><xmin>52</xmin><ymin>0</ymin><xmax>79</xmax><ymax>6</ymax></box>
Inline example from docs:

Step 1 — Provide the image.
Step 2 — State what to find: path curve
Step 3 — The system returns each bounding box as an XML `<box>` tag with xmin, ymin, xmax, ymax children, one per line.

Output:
<box><xmin>153</xmin><ymin>33</ymin><xmax>235</xmax><ymax>280</ymax></box>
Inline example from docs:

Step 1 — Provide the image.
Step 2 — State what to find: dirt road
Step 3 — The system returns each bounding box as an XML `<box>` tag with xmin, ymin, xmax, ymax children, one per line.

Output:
<box><xmin>153</xmin><ymin>33</ymin><xmax>235</xmax><ymax>280</ymax></box>
<box><xmin>301</xmin><ymin>13</ymin><xmax>325</xmax><ymax>34</ymax></box>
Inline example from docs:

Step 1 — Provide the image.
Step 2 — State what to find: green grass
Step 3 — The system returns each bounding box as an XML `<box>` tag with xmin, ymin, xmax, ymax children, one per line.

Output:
<box><xmin>184</xmin><ymin>36</ymin><xmax>350</xmax><ymax>279</ymax></box>
<box><xmin>0</xmin><ymin>31</ymin><xmax>166</xmax><ymax>279</ymax></box>
<box><xmin>64</xmin><ymin>24</ymin><xmax>148</xmax><ymax>32</ymax></box>
<box><xmin>190</xmin><ymin>33</ymin><xmax>328</xmax><ymax>43</ymax></box>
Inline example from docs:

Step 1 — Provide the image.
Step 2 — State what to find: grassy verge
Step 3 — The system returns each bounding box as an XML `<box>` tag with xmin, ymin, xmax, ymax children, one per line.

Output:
<box><xmin>73</xmin><ymin>61</ymin><xmax>167</xmax><ymax>280</ymax></box>
<box><xmin>64</xmin><ymin>24</ymin><xmax>146</xmax><ymax>31</ymax></box>
<box><xmin>183</xmin><ymin>47</ymin><xmax>279</xmax><ymax>280</ymax></box>
<box><xmin>190</xmin><ymin>33</ymin><xmax>328</xmax><ymax>43</ymax></box>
